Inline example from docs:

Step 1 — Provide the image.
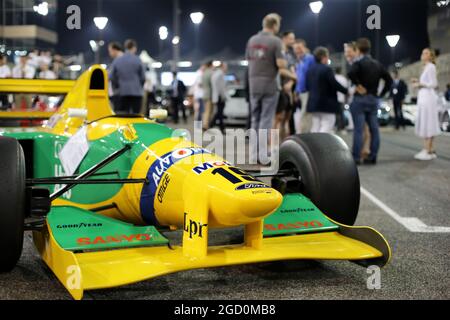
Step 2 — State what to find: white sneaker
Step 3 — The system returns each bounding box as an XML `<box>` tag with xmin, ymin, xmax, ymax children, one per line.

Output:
<box><xmin>415</xmin><ymin>151</ymin><xmax>435</xmax><ymax>161</ymax></box>
<box><xmin>414</xmin><ymin>149</ymin><xmax>428</xmax><ymax>160</ymax></box>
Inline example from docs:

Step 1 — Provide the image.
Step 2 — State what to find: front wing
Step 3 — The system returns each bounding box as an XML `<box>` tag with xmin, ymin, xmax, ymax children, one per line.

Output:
<box><xmin>33</xmin><ymin>193</ymin><xmax>391</xmax><ymax>300</ymax></box>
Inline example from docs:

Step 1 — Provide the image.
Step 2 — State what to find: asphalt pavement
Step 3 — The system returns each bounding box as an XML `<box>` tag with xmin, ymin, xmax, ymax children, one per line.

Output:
<box><xmin>0</xmin><ymin>122</ymin><xmax>449</xmax><ymax>300</ymax></box>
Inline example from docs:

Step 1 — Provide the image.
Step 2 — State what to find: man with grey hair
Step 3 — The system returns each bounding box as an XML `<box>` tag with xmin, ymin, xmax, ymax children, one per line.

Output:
<box><xmin>246</xmin><ymin>13</ymin><xmax>287</xmax><ymax>164</ymax></box>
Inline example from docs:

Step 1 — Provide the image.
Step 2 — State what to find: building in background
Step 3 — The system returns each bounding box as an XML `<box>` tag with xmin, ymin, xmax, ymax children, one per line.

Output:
<box><xmin>400</xmin><ymin>1</ymin><xmax>450</xmax><ymax>93</ymax></box>
<box><xmin>0</xmin><ymin>0</ymin><xmax>58</xmax><ymax>52</ymax></box>
<box><xmin>428</xmin><ymin>1</ymin><xmax>450</xmax><ymax>55</ymax></box>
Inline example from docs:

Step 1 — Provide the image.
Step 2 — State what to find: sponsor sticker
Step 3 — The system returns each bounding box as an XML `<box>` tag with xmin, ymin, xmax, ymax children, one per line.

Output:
<box><xmin>192</xmin><ymin>160</ymin><xmax>230</xmax><ymax>174</ymax></box>
<box><xmin>57</xmin><ymin>222</ymin><xmax>102</xmax><ymax>229</ymax></box>
<box><xmin>235</xmin><ymin>183</ymin><xmax>270</xmax><ymax>191</ymax></box>
<box><xmin>264</xmin><ymin>220</ymin><xmax>324</xmax><ymax>231</ymax></box>
<box><xmin>140</xmin><ymin>147</ymin><xmax>210</xmax><ymax>225</ymax></box>
<box><xmin>183</xmin><ymin>213</ymin><xmax>208</xmax><ymax>239</ymax></box>
<box><xmin>76</xmin><ymin>233</ymin><xmax>153</xmax><ymax>246</ymax></box>
<box><xmin>157</xmin><ymin>173</ymin><xmax>170</xmax><ymax>203</ymax></box>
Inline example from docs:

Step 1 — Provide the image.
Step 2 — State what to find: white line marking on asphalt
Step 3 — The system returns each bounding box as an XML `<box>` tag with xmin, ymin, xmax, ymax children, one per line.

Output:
<box><xmin>361</xmin><ymin>187</ymin><xmax>450</xmax><ymax>233</ymax></box>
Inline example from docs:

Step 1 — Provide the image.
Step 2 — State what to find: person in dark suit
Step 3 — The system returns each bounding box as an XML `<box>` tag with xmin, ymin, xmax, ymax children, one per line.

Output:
<box><xmin>109</xmin><ymin>39</ymin><xmax>145</xmax><ymax>114</ymax></box>
<box><xmin>305</xmin><ymin>47</ymin><xmax>348</xmax><ymax>133</ymax></box>
<box><xmin>390</xmin><ymin>70</ymin><xmax>408</xmax><ymax>130</ymax></box>
<box><xmin>348</xmin><ymin>38</ymin><xmax>393</xmax><ymax>165</ymax></box>
<box><xmin>170</xmin><ymin>71</ymin><xmax>187</xmax><ymax>124</ymax></box>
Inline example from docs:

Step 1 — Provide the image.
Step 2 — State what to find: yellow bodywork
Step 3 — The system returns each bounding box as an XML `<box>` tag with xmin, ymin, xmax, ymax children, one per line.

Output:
<box><xmin>0</xmin><ymin>78</ymin><xmax>75</xmax><ymax>94</ymax></box>
<box><xmin>0</xmin><ymin>78</ymin><xmax>76</xmax><ymax>120</ymax></box>
<box><xmin>20</xmin><ymin>65</ymin><xmax>391</xmax><ymax>300</ymax></box>
<box><xmin>0</xmin><ymin>111</ymin><xmax>54</xmax><ymax>120</ymax></box>
<box><xmin>34</xmin><ymin>223</ymin><xmax>385</xmax><ymax>300</ymax></box>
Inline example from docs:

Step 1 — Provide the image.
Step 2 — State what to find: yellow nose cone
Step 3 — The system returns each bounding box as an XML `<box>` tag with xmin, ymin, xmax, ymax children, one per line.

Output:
<box><xmin>209</xmin><ymin>183</ymin><xmax>283</xmax><ymax>227</ymax></box>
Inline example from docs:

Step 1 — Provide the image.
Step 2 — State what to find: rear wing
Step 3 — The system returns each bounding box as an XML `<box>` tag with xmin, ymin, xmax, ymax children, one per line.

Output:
<box><xmin>0</xmin><ymin>79</ymin><xmax>76</xmax><ymax>94</ymax></box>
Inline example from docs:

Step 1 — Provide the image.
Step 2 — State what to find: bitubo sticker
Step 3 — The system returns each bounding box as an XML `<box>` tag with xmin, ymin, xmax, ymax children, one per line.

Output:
<box><xmin>183</xmin><ymin>213</ymin><xmax>208</xmax><ymax>239</ymax></box>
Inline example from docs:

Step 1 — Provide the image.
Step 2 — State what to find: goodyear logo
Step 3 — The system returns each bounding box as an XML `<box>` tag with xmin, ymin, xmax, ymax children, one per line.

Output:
<box><xmin>57</xmin><ymin>222</ymin><xmax>102</xmax><ymax>229</ymax></box>
<box><xmin>140</xmin><ymin>147</ymin><xmax>210</xmax><ymax>225</ymax></box>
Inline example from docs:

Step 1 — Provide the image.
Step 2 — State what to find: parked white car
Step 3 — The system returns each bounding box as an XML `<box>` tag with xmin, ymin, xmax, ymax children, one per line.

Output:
<box><xmin>399</xmin><ymin>96</ymin><xmax>449</xmax><ymax>132</ymax></box>
<box><xmin>223</xmin><ymin>86</ymin><xmax>249</xmax><ymax>126</ymax></box>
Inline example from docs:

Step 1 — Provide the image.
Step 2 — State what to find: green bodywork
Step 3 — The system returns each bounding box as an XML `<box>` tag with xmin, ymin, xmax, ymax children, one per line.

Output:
<box><xmin>1</xmin><ymin>122</ymin><xmax>174</xmax><ymax>204</ymax></box>
<box><xmin>263</xmin><ymin>193</ymin><xmax>339</xmax><ymax>236</ymax></box>
<box><xmin>48</xmin><ymin>206</ymin><xmax>169</xmax><ymax>251</ymax></box>
<box><xmin>2</xmin><ymin>123</ymin><xmax>339</xmax><ymax>249</ymax></box>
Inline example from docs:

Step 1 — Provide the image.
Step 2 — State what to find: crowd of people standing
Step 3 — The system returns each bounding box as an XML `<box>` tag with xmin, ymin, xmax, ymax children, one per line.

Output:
<box><xmin>0</xmin><ymin>50</ymin><xmax>66</xmax><ymax>109</ymax></box>
<box><xmin>191</xmin><ymin>60</ymin><xmax>229</xmax><ymax>132</ymax></box>
<box><xmin>245</xmin><ymin>13</ymin><xmax>443</xmax><ymax>165</ymax></box>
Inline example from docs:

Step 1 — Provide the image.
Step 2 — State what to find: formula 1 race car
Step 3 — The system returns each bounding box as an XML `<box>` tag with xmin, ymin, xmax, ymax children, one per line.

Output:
<box><xmin>0</xmin><ymin>66</ymin><xmax>390</xmax><ymax>300</ymax></box>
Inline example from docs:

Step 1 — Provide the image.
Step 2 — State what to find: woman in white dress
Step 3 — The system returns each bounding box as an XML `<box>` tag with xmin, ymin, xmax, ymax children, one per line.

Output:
<box><xmin>412</xmin><ymin>48</ymin><xmax>441</xmax><ymax>160</ymax></box>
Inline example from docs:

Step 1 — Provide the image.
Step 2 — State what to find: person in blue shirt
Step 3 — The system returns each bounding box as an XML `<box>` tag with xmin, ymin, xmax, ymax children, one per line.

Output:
<box><xmin>293</xmin><ymin>39</ymin><xmax>315</xmax><ymax>133</ymax></box>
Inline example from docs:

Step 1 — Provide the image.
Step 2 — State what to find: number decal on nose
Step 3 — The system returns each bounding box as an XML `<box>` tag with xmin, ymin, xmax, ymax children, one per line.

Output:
<box><xmin>211</xmin><ymin>166</ymin><xmax>260</xmax><ymax>184</ymax></box>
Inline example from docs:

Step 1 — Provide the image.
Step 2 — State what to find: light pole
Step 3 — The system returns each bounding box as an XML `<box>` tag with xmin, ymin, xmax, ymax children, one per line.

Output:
<box><xmin>309</xmin><ymin>1</ymin><xmax>323</xmax><ymax>47</ymax></box>
<box><xmin>190</xmin><ymin>11</ymin><xmax>204</xmax><ymax>60</ymax></box>
<box><xmin>172</xmin><ymin>0</ymin><xmax>181</xmax><ymax>72</ymax></box>
<box><xmin>386</xmin><ymin>35</ymin><xmax>400</xmax><ymax>67</ymax></box>
<box><xmin>93</xmin><ymin>16</ymin><xmax>108</xmax><ymax>64</ymax></box>
<box><xmin>159</xmin><ymin>26</ymin><xmax>168</xmax><ymax>56</ymax></box>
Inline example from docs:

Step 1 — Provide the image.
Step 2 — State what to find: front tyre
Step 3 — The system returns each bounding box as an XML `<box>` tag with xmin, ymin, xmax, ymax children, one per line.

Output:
<box><xmin>277</xmin><ymin>133</ymin><xmax>360</xmax><ymax>225</ymax></box>
<box><xmin>0</xmin><ymin>137</ymin><xmax>26</xmax><ymax>272</ymax></box>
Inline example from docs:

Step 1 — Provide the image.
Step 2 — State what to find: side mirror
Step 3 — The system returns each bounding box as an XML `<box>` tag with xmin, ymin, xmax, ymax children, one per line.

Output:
<box><xmin>149</xmin><ymin>109</ymin><xmax>168</xmax><ymax>120</ymax></box>
<box><xmin>68</xmin><ymin>108</ymin><xmax>88</xmax><ymax>119</ymax></box>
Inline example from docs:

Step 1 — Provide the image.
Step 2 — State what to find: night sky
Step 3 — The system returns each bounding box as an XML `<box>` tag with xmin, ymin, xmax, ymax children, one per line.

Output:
<box><xmin>56</xmin><ymin>0</ymin><xmax>431</xmax><ymax>66</ymax></box>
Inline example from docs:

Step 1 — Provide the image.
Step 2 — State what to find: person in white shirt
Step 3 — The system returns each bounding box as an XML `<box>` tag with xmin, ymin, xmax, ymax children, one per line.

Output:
<box><xmin>334</xmin><ymin>67</ymin><xmax>349</xmax><ymax>131</ymax></box>
<box><xmin>40</xmin><ymin>51</ymin><xmax>52</xmax><ymax>67</ymax></box>
<box><xmin>28</xmin><ymin>49</ymin><xmax>41</xmax><ymax>70</ymax></box>
<box><xmin>143</xmin><ymin>67</ymin><xmax>158</xmax><ymax>115</ymax></box>
<box><xmin>12</xmin><ymin>55</ymin><xmax>35</xmax><ymax>79</ymax></box>
<box><xmin>12</xmin><ymin>55</ymin><xmax>36</xmax><ymax>109</ymax></box>
<box><xmin>210</xmin><ymin>62</ymin><xmax>228</xmax><ymax>132</ymax></box>
<box><xmin>38</xmin><ymin>63</ymin><xmax>56</xmax><ymax>79</ymax></box>
<box><xmin>36</xmin><ymin>63</ymin><xmax>57</xmax><ymax>109</ymax></box>
<box><xmin>412</xmin><ymin>48</ymin><xmax>441</xmax><ymax>160</ymax></box>
<box><xmin>0</xmin><ymin>54</ymin><xmax>11</xmax><ymax>78</ymax></box>
<box><xmin>192</xmin><ymin>65</ymin><xmax>205</xmax><ymax>127</ymax></box>
<box><xmin>0</xmin><ymin>54</ymin><xmax>12</xmax><ymax>109</ymax></box>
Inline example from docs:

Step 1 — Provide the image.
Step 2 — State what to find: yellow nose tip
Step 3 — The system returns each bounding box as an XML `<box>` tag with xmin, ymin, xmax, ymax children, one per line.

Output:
<box><xmin>209</xmin><ymin>186</ymin><xmax>283</xmax><ymax>227</ymax></box>
<box><xmin>239</xmin><ymin>189</ymin><xmax>283</xmax><ymax>219</ymax></box>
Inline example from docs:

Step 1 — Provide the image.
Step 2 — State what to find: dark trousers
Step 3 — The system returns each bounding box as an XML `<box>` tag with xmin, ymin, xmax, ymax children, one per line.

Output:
<box><xmin>110</xmin><ymin>95</ymin><xmax>120</xmax><ymax>112</ymax></box>
<box><xmin>196</xmin><ymin>98</ymin><xmax>204</xmax><ymax>121</ymax></box>
<box><xmin>393</xmin><ymin>99</ymin><xmax>405</xmax><ymax>129</ymax></box>
<box><xmin>350</xmin><ymin>95</ymin><xmax>380</xmax><ymax>161</ymax></box>
<box><xmin>335</xmin><ymin>103</ymin><xmax>346</xmax><ymax>130</ymax></box>
<box><xmin>289</xmin><ymin>98</ymin><xmax>301</xmax><ymax>134</ymax></box>
<box><xmin>210</xmin><ymin>99</ymin><xmax>225</xmax><ymax>132</ymax></box>
<box><xmin>116</xmin><ymin>96</ymin><xmax>142</xmax><ymax>114</ymax></box>
<box><xmin>0</xmin><ymin>94</ymin><xmax>9</xmax><ymax>110</ymax></box>
<box><xmin>246</xmin><ymin>101</ymin><xmax>251</xmax><ymax>130</ymax></box>
<box><xmin>171</xmin><ymin>97</ymin><xmax>186</xmax><ymax>123</ymax></box>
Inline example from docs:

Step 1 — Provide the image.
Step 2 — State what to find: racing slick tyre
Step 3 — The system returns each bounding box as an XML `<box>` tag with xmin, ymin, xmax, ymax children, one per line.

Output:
<box><xmin>0</xmin><ymin>137</ymin><xmax>26</xmax><ymax>272</ymax></box>
<box><xmin>277</xmin><ymin>133</ymin><xmax>360</xmax><ymax>225</ymax></box>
